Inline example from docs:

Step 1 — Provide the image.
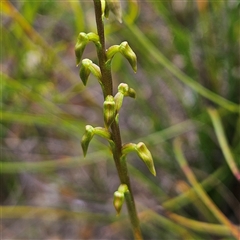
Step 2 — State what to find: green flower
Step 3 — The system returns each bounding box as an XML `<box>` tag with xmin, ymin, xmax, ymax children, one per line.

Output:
<box><xmin>103</xmin><ymin>95</ymin><xmax>116</xmax><ymax>128</ymax></box>
<box><xmin>75</xmin><ymin>32</ymin><xmax>89</xmax><ymax>66</ymax></box>
<box><xmin>122</xmin><ymin>142</ymin><xmax>156</xmax><ymax>176</ymax></box>
<box><xmin>113</xmin><ymin>191</ymin><xmax>124</xmax><ymax>216</ymax></box>
<box><xmin>119</xmin><ymin>41</ymin><xmax>137</xmax><ymax>72</ymax></box>
<box><xmin>81</xmin><ymin>125</ymin><xmax>95</xmax><ymax>157</ymax></box>
<box><xmin>80</xmin><ymin>59</ymin><xmax>101</xmax><ymax>86</ymax></box>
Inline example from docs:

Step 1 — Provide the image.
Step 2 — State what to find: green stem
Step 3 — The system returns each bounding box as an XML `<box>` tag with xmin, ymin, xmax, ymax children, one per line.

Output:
<box><xmin>207</xmin><ymin>108</ymin><xmax>240</xmax><ymax>181</ymax></box>
<box><xmin>93</xmin><ymin>1</ymin><xmax>142</xmax><ymax>239</ymax></box>
<box><xmin>93</xmin><ymin>0</ymin><xmax>112</xmax><ymax>97</ymax></box>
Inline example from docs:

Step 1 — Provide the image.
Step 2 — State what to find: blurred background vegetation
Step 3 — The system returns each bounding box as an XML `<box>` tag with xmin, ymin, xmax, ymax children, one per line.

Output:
<box><xmin>1</xmin><ymin>0</ymin><xmax>240</xmax><ymax>239</ymax></box>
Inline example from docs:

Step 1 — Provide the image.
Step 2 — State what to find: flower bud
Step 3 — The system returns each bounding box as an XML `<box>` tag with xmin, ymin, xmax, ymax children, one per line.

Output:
<box><xmin>80</xmin><ymin>59</ymin><xmax>92</xmax><ymax>85</ymax></box>
<box><xmin>114</xmin><ymin>92</ymin><xmax>124</xmax><ymax>112</ymax></box>
<box><xmin>128</xmin><ymin>88</ymin><xmax>136</xmax><ymax>98</ymax></box>
<box><xmin>122</xmin><ymin>142</ymin><xmax>156</xmax><ymax>175</ymax></box>
<box><xmin>113</xmin><ymin>84</ymin><xmax>137</xmax><ymax>113</ymax></box>
<box><xmin>87</xmin><ymin>32</ymin><xmax>100</xmax><ymax>47</ymax></box>
<box><xmin>94</xmin><ymin>127</ymin><xmax>115</xmax><ymax>149</ymax></box>
<box><xmin>113</xmin><ymin>191</ymin><xmax>124</xmax><ymax>216</ymax></box>
<box><xmin>88</xmin><ymin>62</ymin><xmax>102</xmax><ymax>80</ymax></box>
<box><xmin>136</xmin><ymin>142</ymin><xmax>156</xmax><ymax>176</ymax></box>
<box><xmin>100</xmin><ymin>0</ymin><xmax>106</xmax><ymax>19</ymax></box>
<box><xmin>118</xmin><ymin>83</ymin><xmax>129</xmax><ymax>95</ymax></box>
<box><xmin>106</xmin><ymin>45</ymin><xmax>120</xmax><ymax>62</ymax></box>
<box><xmin>107</xmin><ymin>0</ymin><xmax>122</xmax><ymax>23</ymax></box>
<box><xmin>80</xmin><ymin>59</ymin><xmax>102</xmax><ymax>85</ymax></box>
<box><xmin>118</xmin><ymin>184</ymin><xmax>128</xmax><ymax>193</ymax></box>
<box><xmin>121</xmin><ymin>143</ymin><xmax>137</xmax><ymax>156</ymax></box>
<box><xmin>119</xmin><ymin>41</ymin><xmax>137</xmax><ymax>72</ymax></box>
<box><xmin>75</xmin><ymin>33</ymin><xmax>89</xmax><ymax>66</ymax></box>
<box><xmin>81</xmin><ymin>125</ymin><xmax>95</xmax><ymax>157</ymax></box>
<box><xmin>94</xmin><ymin>127</ymin><xmax>111</xmax><ymax>140</ymax></box>
<box><xmin>104</xmin><ymin>0</ymin><xmax>110</xmax><ymax>18</ymax></box>
<box><xmin>118</xmin><ymin>83</ymin><xmax>136</xmax><ymax>98</ymax></box>
<box><xmin>103</xmin><ymin>95</ymin><xmax>116</xmax><ymax>128</ymax></box>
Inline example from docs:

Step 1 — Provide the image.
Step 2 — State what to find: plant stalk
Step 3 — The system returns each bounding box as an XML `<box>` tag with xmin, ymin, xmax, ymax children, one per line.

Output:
<box><xmin>93</xmin><ymin>1</ymin><xmax>142</xmax><ymax>239</ymax></box>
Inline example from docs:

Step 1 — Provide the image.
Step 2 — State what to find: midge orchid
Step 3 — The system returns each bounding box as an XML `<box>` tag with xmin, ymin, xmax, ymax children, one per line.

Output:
<box><xmin>75</xmin><ymin>1</ymin><xmax>156</xmax><ymax>239</ymax></box>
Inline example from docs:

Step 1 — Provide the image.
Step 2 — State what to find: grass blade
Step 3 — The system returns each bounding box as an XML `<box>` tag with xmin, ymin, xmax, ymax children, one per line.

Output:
<box><xmin>208</xmin><ymin>108</ymin><xmax>240</xmax><ymax>181</ymax></box>
<box><xmin>124</xmin><ymin>22</ymin><xmax>239</xmax><ymax>113</ymax></box>
<box><xmin>173</xmin><ymin>138</ymin><xmax>240</xmax><ymax>239</ymax></box>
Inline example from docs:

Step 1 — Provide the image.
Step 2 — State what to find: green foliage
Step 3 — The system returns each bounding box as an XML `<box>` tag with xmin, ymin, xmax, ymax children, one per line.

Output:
<box><xmin>1</xmin><ymin>1</ymin><xmax>239</xmax><ymax>239</ymax></box>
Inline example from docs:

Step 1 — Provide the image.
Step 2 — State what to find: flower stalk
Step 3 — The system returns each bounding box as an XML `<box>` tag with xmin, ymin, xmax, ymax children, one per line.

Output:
<box><xmin>76</xmin><ymin>1</ymin><xmax>156</xmax><ymax>239</ymax></box>
<box><xmin>93</xmin><ymin>1</ymin><xmax>142</xmax><ymax>237</ymax></box>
